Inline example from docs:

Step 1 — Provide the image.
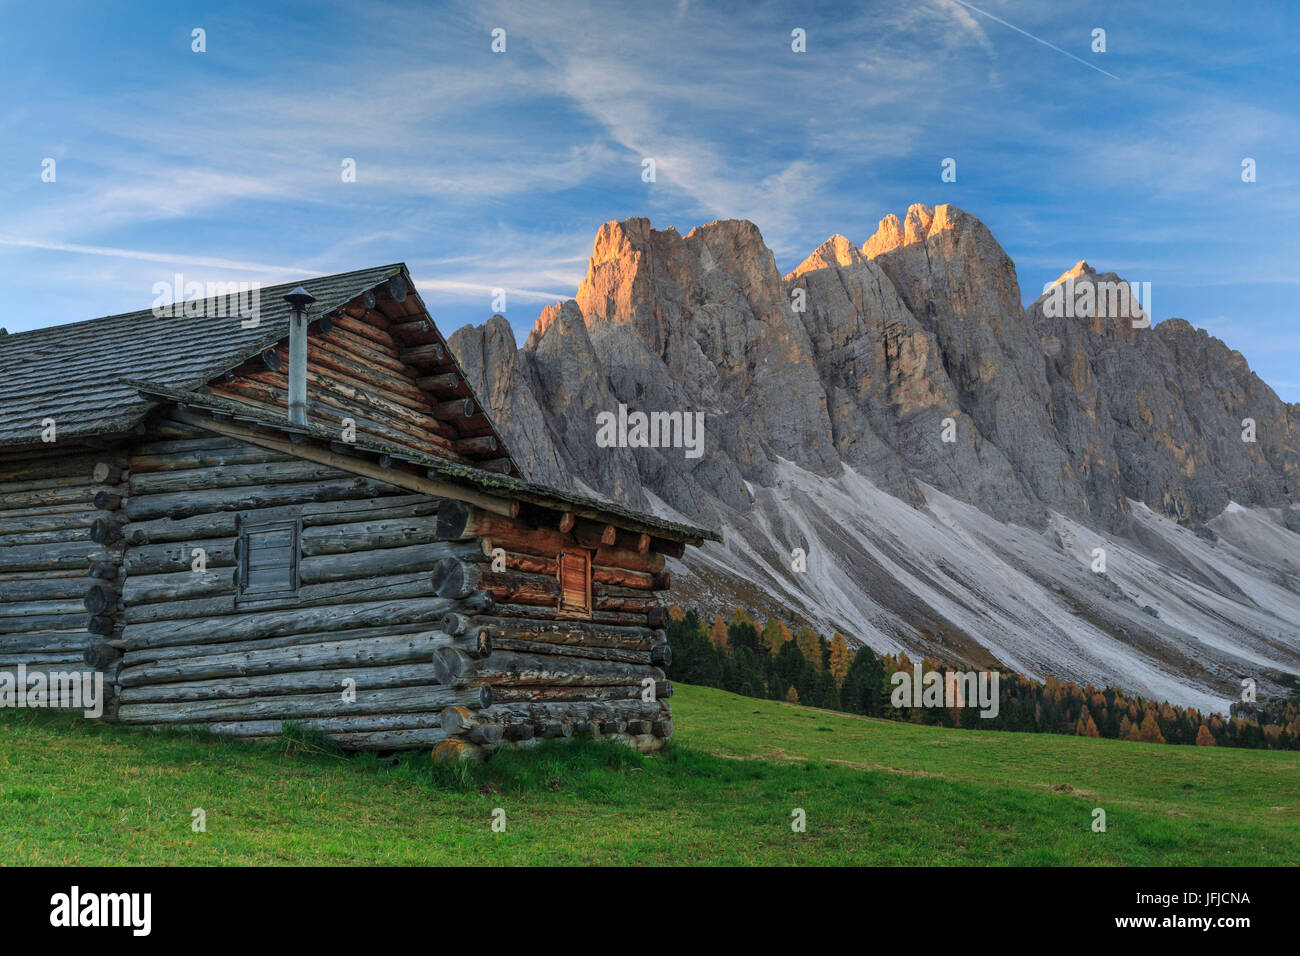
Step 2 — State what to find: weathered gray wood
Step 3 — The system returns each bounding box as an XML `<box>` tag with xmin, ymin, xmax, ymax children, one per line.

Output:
<box><xmin>120</xmin><ymin>596</ymin><xmax>471</xmax><ymax>650</ymax></box>
<box><xmin>0</xmin><ymin>470</ymin><xmax>107</xmax><ymax>494</ymax></box>
<box><xmin>505</xmin><ymin>722</ymin><xmax>535</xmax><ymax>741</ymax></box>
<box><xmin>123</xmin><ymin>492</ymin><xmax>438</xmax><ymax>545</ymax></box>
<box><xmin>489</xmin><ymin>684</ymin><xmax>669</xmax><ymax>704</ymax></box>
<box><xmin>489</xmin><ymin>635</ymin><xmax>655</xmax><ymax>666</ymax></box>
<box><xmin>468</xmin><ymin>616</ymin><xmax>664</xmax><ymax>651</ymax></box>
<box><xmin>82</xmin><ymin>583</ymin><xmax>119</xmax><ymax>615</ymax></box>
<box><xmin>129</xmin><ymin>441</ymin><xmax>294</xmax><ymax>473</ymax></box>
<box><xmin>465</xmin><ymin>650</ymin><xmax>664</xmax><ymax>687</ymax></box>
<box><xmin>121</xmin><ymin>568</ymin><xmax>235</xmax><ymax>607</ymax></box>
<box><xmin>0</xmin><ymin>630</ymin><xmax>92</xmax><ymax>653</ymax></box>
<box><xmin>117</xmin><ymin>661</ymin><xmax>450</xmax><ymax>705</ymax></box>
<box><xmin>441</xmin><ymin>612</ymin><xmax>470</xmax><ymax>636</ymax></box>
<box><xmin>477</xmin><ymin>699</ymin><xmax>663</xmax><ymax>727</ymax></box>
<box><xmin>164</xmin><ymin>721</ymin><xmax>451</xmax><ymax>751</ymax></box>
<box><xmin>122</xmin><ymin>567</ymin><xmax>482</xmax><ymax>625</ymax></box>
<box><xmin>84</xmin><ymin>642</ymin><xmax>123</xmax><ymax>670</ymax></box>
<box><xmin>329</xmin><ymin>728</ymin><xmax>451</xmax><ymax>750</ymax></box>
<box><xmin>0</xmin><ymin>484</ymin><xmax>114</xmax><ymax>510</ymax></box>
<box><xmin>0</xmin><ymin>598</ymin><xmax>86</xmax><ymax>619</ymax></box>
<box><xmin>0</xmin><ymin>651</ymin><xmax>87</xmax><ymax>667</ymax></box>
<box><xmin>89</xmin><ymin>559</ymin><xmax>123</xmax><ymax>580</ymax></box>
<box><xmin>192</xmin><ymin>712</ymin><xmax>449</xmax><ymax>738</ymax></box>
<box><xmin>125</xmin><ymin>538</ymin><xmax>237</xmax><ymax>575</ymax></box>
<box><xmin>122</xmin><ymin>476</ymin><xmax>394</xmax><ymax>522</ymax></box>
<box><xmin>300</xmin><ymin>540</ymin><xmax>479</xmax><ymax>584</ymax></box>
<box><xmin>89</xmin><ymin>518</ymin><xmax>123</xmax><ymax>544</ymax></box>
<box><xmin>431</xmin><ymin>646</ymin><xmax>475</xmax><ymax>687</ymax></box>
<box><xmin>430</xmin><ymin>556</ymin><xmax>477</xmax><ymax>598</ymax></box>
<box><xmin>0</xmin><ymin>472</ymin><xmax>103</xmax><ymax>495</ymax></box>
<box><xmin>117</xmin><ymin>629</ymin><xmax>453</xmax><ymax>687</ymax></box>
<box><xmin>0</xmin><ymin>525</ymin><xmax>95</xmax><ymax>546</ymax></box>
<box><xmin>119</xmin><ymin>621</ymin><xmax>438</xmax><ymax>668</ymax></box>
<box><xmin>490</xmin><ymin>601</ymin><xmax>652</xmax><ymax>629</ymax></box>
<box><xmin>299</xmin><ymin>516</ymin><xmax>445</xmax><ymax>556</ymax></box>
<box><xmin>127</xmin><ymin>459</ymin><xmax>342</xmax><ymax>495</ymax></box>
<box><xmin>0</xmin><ymin>451</ymin><xmax>117</xmax><ymax>483</ymax></box>
<box><xmin>117</xmin><ymin>683</ymin><xmax>491</xmax><ymax>724</ymax></box>
<box><xmin>436</xmin><ymin>706</ymin><xmax>504</xmax><ymax>744</ymax></box>
<box><xmin>91</xmin><ymin>462</ymin><xmax>126</xmax><ymax>484</ymax></box>
<box><xmin>0</xmin><ymin>540</ymin><xmax>113</xmax><ymax>572</ymax></box>
<box><xmin>454</xmin><ymin>628</ymin><xmax>492</xmax><ymax>659</ymax></box>
<box><xmin>0</xmin><ymin>612</ymin><xmax>89</xmax><ymax>635</ymax></box>
<box><xmin>0</xmin><ymin>509</ymin><xmax>107</xmax><ymax>536</ymax></box>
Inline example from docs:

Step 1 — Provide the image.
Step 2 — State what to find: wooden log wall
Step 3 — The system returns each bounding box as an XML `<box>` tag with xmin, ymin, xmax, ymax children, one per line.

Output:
<box><xmin>4</xmin><ymin>413</ymin><xmax>683</xmax><ymax>756</ymax></box>
<box><xmin>206</xmin><ymin>284</ymin><xmax>515</xmax><ymax>471</ymax></box>
<box><xmin>430</xmin><ymin>498</ymin><xmax>675</xmax><ymax>755</ymax></box>
<box><xmin>0</xmin><ymin>443</ymin><xmax>128</xmax><ymax>714</ymax></box>
<box><xmin>109</xmin><ymin>416</ymin><xmax>496</xmax><ymax>749</ymax></box>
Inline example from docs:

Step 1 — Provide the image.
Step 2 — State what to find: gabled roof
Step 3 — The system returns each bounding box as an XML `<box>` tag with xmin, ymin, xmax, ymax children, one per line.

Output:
<box><xmin>127</xmin><ymin>379</ymin><xmax>721</xmax><ymax>544</ymax></box>
<box><xmin>0</xmin><ymin>264</ymin><xmax>403</xmax><ymax>447</ymax></box>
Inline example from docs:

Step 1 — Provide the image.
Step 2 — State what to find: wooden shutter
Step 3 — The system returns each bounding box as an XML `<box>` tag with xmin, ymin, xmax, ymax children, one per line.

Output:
<box><xmin>236</xmin><ymin>515</ymin><xmax>301</xmax><ymax>603</ymax></box>
<box><xmin>556</xmin><ymin>549</ymin><xmax>592</xmax><ymax>619</ymax></box>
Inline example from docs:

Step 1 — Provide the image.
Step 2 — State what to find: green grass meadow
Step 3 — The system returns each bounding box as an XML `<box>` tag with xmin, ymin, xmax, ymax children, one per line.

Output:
<box><xmin>1</xmin><ymin>684</ymin><xmax>1296</xmax><ymax>865</ymax></box>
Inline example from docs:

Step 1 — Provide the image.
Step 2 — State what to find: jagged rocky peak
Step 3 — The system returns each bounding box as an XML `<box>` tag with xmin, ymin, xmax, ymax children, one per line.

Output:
<box><xmin>786</xmin><ymin>234</ymin><xmax>865</xmax><ymax>279</ymax></box>
<box><xmin>1056</xmin><ymin>259</ymin><xmax>1095</xmax><ymax>283</ymax></box>
<box><xmin>862</xmin><ymin>203</ymin><xmax>955</xmax><ymax>258</ymax></box>
<box><xmin>1029</xmin><ymin>258</ymin><xmax>1149</xmax><ymax>342</ymax></box>
<box><xmin>524</xmin><ymin>299</ymin><xmax>568</xmax><ymax>351</ymax></box>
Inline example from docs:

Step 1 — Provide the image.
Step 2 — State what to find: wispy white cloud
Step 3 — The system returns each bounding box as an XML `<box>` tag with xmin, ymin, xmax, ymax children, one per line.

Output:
<box><xmin>0</xmin><ymin>236</ymin><xmax>313</xmax><ymax>275</ymax></box>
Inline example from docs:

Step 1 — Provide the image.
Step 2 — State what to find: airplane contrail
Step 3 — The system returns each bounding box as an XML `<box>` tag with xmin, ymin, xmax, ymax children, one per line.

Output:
<box><xmin>948</xmin><ymin>0</ymin><xmax>1121</xmax><ymax>81</ymax></box>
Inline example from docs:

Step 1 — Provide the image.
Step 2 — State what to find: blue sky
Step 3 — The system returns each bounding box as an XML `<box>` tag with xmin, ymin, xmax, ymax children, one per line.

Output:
<box><xmin>2</xmin><ymin>1</ymin><xmax>1298</xmax><ymax>396</ymax></box>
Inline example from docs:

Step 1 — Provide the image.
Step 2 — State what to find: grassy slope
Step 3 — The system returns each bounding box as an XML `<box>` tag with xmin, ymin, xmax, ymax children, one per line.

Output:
<box><xmin>1</xmin><ymin>684</ymin><xmax>1296</xmax><ymax>865</ymax></box>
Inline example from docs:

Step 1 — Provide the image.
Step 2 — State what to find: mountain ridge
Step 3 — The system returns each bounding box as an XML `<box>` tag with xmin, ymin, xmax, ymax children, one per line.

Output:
<box><xmin>449</xmin><ymin>204</ymin><xmax>1300</xmax><ymax>710</ymax></box>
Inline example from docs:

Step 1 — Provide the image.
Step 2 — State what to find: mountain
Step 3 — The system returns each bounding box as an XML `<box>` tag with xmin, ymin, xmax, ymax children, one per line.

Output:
<box><xmin>448</xmin><ymin>204</ymin><xmax>1300</xmax><ymax>712</ymax></box>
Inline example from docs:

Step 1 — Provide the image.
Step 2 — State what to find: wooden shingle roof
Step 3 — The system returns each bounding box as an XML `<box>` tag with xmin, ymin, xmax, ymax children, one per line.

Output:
<box><xmin>0</xmin><ymin>264</ymin><xmax>404</xmax><ymax>447</ymax></box>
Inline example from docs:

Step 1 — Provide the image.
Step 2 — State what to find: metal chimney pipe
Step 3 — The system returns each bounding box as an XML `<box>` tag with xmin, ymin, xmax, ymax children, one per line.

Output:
<box><xmin>282</xmin><ymin>287</ymin><xmax>317</xmax><ymax>427</ymax></box>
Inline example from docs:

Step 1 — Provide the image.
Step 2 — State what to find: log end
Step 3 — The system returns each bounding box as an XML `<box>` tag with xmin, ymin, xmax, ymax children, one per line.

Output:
<box><xmin>83</xmin><ymin>582</ymin><xmax>117</xmax><ymax>615</ymax></box>
<box><xmin>430</xmin><ymin>739</ymin><xmax>483</xmax><ymax>763</ymax></box>
<box><xmin>430</xmin><ymin>557</ymin><xmax>470</xmax><ymax>600</ymax></box>
<box><xmin>440</xmin><ymin>705</ymin><xmax>473</xmax><ymax>734</ymax></box>
<box><xmin>84</xmin><ymin>642</ymin><xmax>123</xmax><ymax>670</ymax></box>
<box><xmin>431</xmin><ymin>646</ymin><xmax>472</xmax><ymax>686</ymax></box>
<box><xmin>435</xmin><ymin>499</ymin><xmax>471</xmax><ymax>541</ymax></box>
<box><xmin>505</xmin><ymin>723</ymin><xmax>535</xmax><ymax>741</ymax></box>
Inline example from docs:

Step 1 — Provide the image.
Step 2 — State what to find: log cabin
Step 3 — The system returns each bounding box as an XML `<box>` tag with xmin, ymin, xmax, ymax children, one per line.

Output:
<box><xmin>0</xmin><ymin>264</ymin><xmax>719</xmax><ymax>757</ymax></box>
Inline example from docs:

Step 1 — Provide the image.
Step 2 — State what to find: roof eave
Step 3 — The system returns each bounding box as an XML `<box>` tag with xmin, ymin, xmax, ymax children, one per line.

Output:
<box><xmin>125</xmin><ymin>380</ymin><xmax>721</xmax><ymax>546</ymax></box>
